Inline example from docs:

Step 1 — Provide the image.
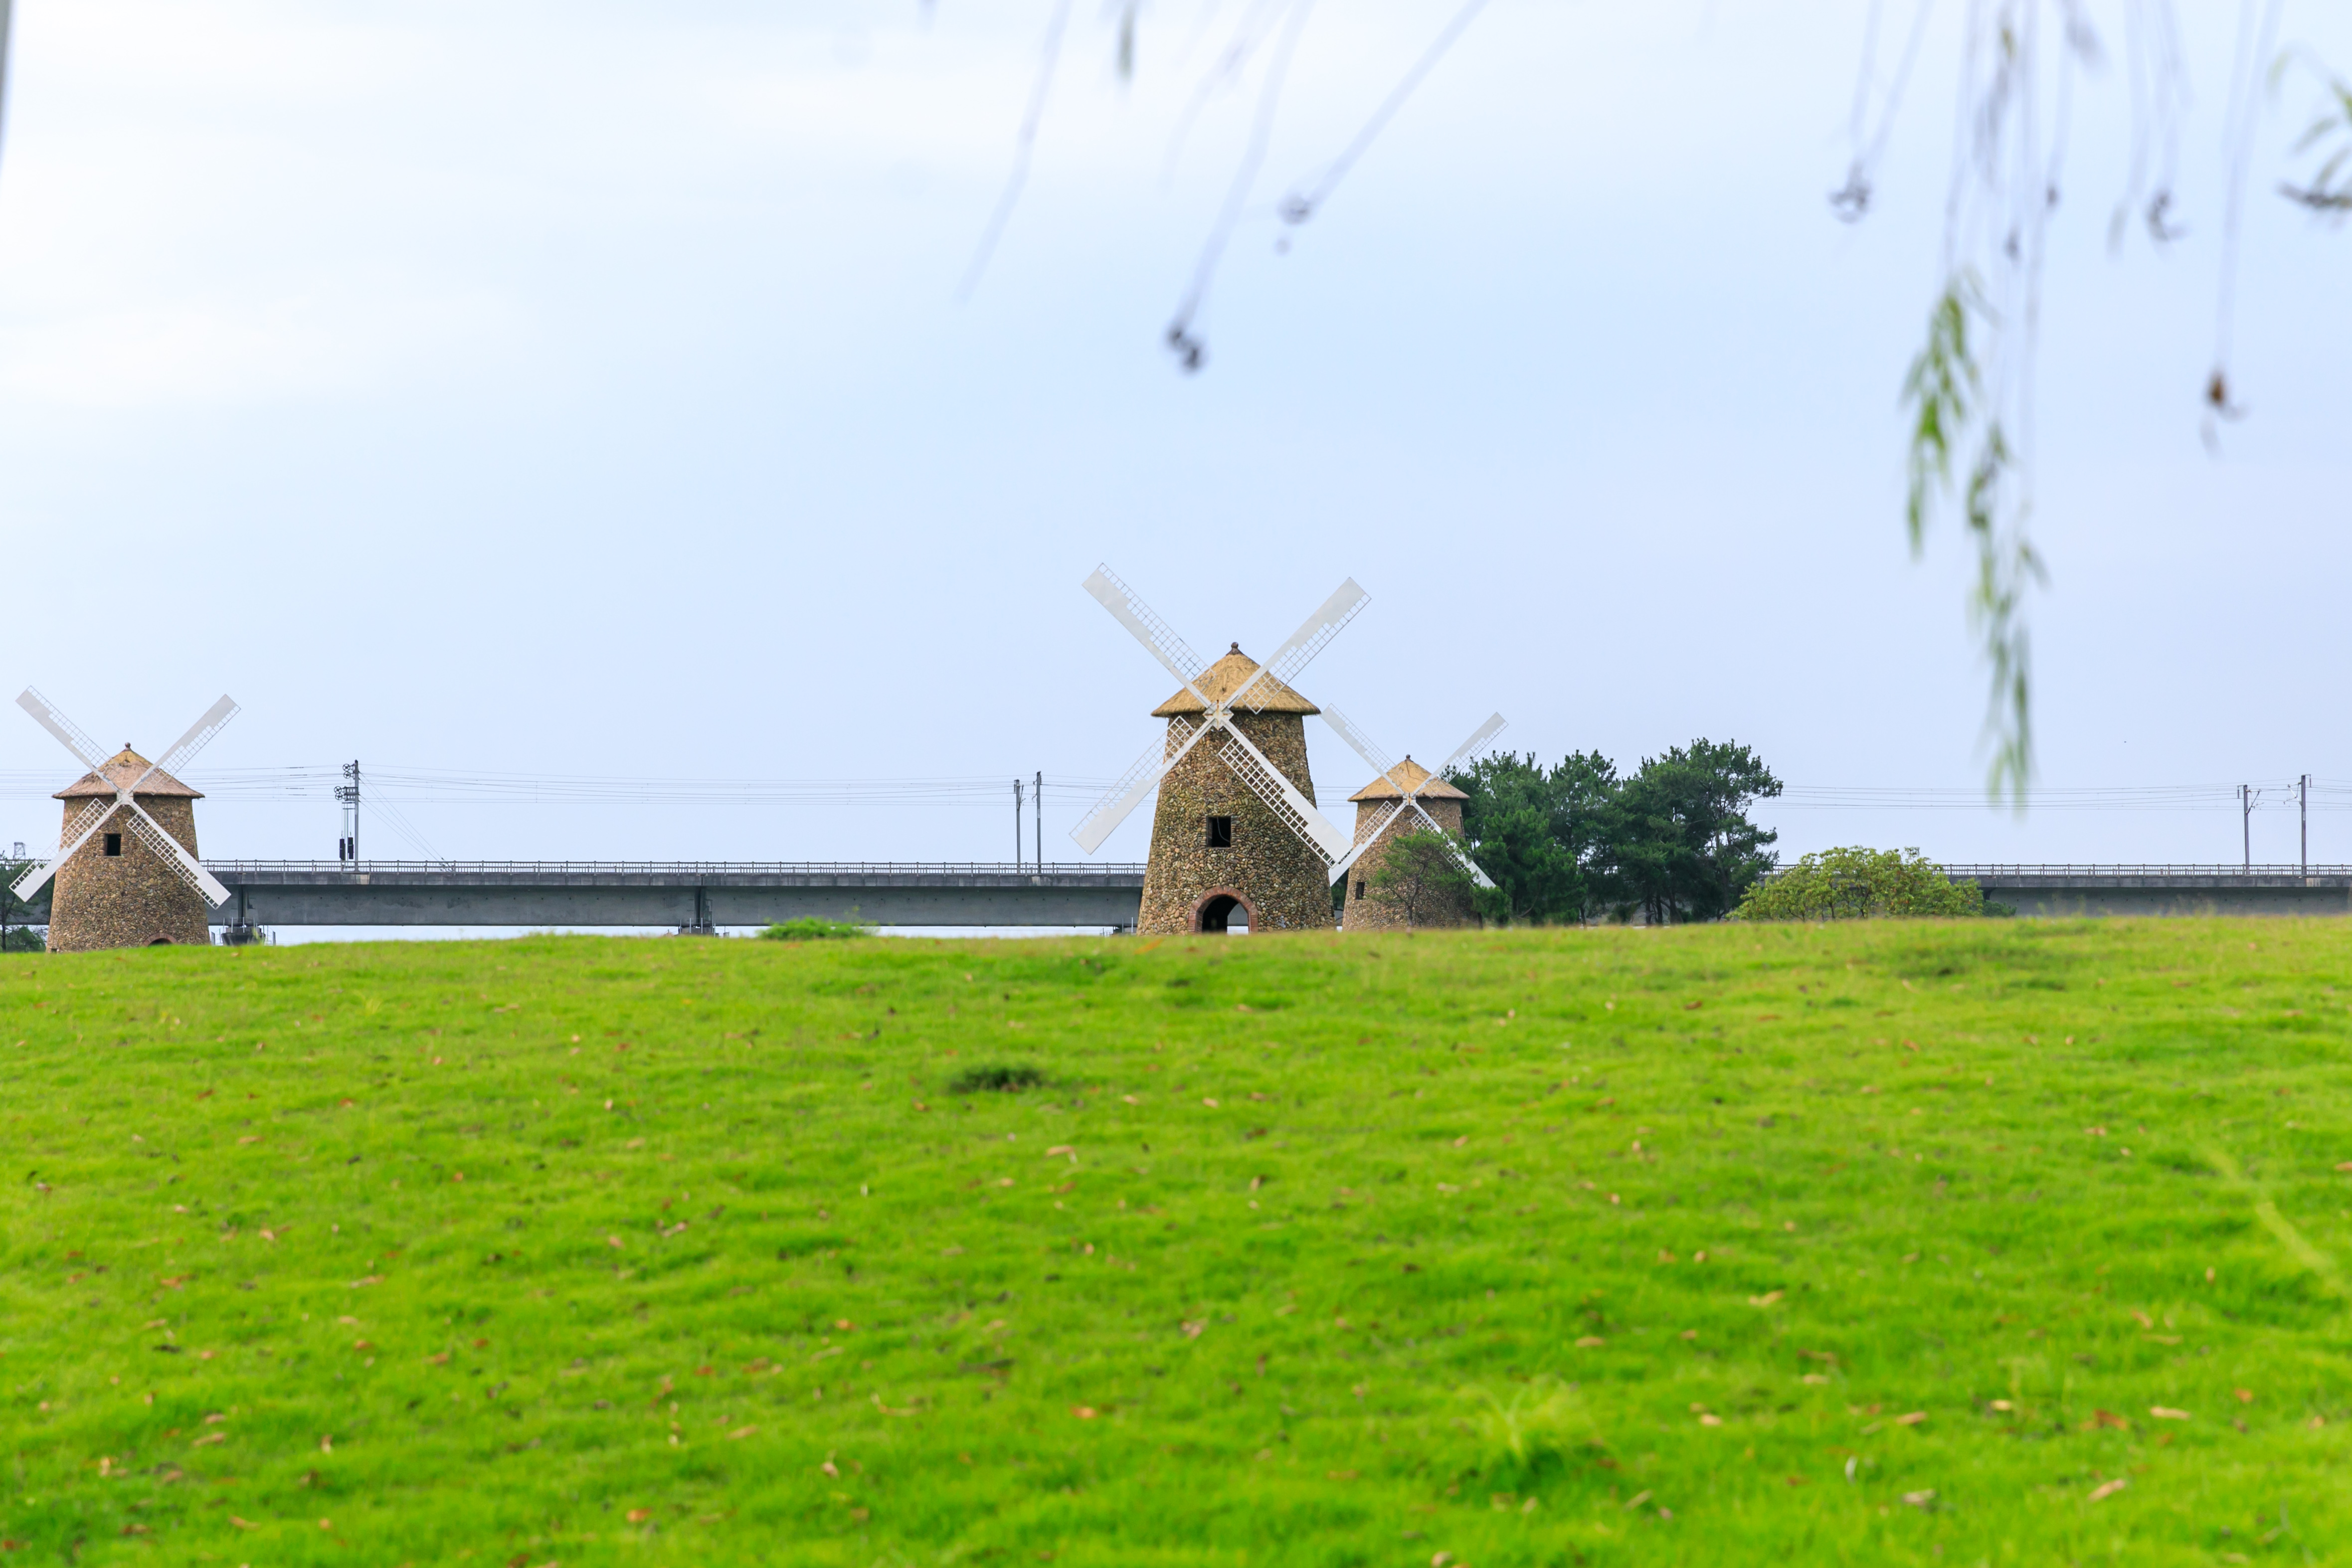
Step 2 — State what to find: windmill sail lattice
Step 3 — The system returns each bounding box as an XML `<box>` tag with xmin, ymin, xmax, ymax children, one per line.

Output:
<box><xmin>12</xmin><ymin>689</ymin><xmax>238</xmax><ymax>908</ymax></box>
<box><xmin>1074</xmin><ymin>567</ymin><xmax>1365</xmax><ymax>935</ymax></box>
<box><xmin>1070</xmin><ymin>568</ymin><xmax>1363</xmax><ymax>865</ymax></box>
<box><xmin>1212</xmin><ymin>730</ymin><xmax>1350</xmax><ymax>863</ymax></box>
<box><xmin>1321</xmin><ymin>708</ymin><xmax>1507</xmax><ymax>890</ymax></box>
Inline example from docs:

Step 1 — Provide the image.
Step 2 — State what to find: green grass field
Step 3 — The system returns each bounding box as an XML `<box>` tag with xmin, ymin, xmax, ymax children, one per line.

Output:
<box><xmin>5</xmin><ymin>919</ymin><xmax>2350</xmax><ymax>1566</ymax></box>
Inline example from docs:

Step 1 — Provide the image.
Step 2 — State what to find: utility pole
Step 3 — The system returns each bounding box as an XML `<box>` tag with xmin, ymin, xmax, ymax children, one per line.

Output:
<box><xmin>2302</xmin><ymin>774</ymin><xmax>2311</xmax><ymax>873</ymax></box>
<box><xmin>336</xmin><ymin>760</ymin><xmax>362</xmax><ymax>865</ymax></box>
<box><xmin>1035</xmin><ymin>770</ymin><xmax>1044</xmax><ymax>870</ymax></box>
<box><xmin>1013</xmin><ymin>777</ymin><xmax>1025</xmax><ymax>871</ymax></box>
<box><xmin>2240</xmin><ymin>783</ymin><xmax>2253</xmax><ymax>872</ymax></box>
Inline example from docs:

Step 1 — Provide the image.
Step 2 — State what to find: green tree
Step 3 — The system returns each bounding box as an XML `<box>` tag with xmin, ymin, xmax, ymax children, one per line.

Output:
<box><xmin>1732</xmin><ymin>847</ymin><xmax>1985</xmax><ymax>922</ymax></box>
<box><xmin>1367</xmin><ymin>830</ymin><xmax>1476</xmax><ymax>929</ymax></box>
<box><xmin>1449</xmin><ymin>751</ymin><xmax>1619</xmax><ymax>925</ymax></box>
<box><xmin>1611</xmin><ymin>740</ymin><xmax>1782</xmax><ymax>924</ymax></box>
<box><xmin>0</xmin><ymin>857</ymin><xmax>45</xmax><ymax>953</ymax></box>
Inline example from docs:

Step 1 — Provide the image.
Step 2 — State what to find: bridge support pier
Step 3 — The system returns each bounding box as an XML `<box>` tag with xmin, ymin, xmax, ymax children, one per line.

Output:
<box><xmin>216</xmin><ymin>885</ymin><xmax>263</xmax><ymax>945</ymax></box>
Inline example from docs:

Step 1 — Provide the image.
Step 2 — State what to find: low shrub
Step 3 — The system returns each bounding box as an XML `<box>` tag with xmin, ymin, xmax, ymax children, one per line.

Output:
<box><xmin>759</xmin><ymin>917</ymin><xmax>871</xmax><ymax>941</ymax></box>
<box><xmin>1733</xmin><ymin>846</ymin><xmax>1984</xmax><ymax>920</ymax></box>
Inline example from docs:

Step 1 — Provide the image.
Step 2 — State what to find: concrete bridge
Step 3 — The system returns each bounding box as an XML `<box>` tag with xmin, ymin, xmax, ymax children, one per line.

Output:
<box><xmin>1948</xmin><ymin>865</ymin><xmax>2352</xmax><ymax>918</ymax></box>
<box><xmin>14</xmin><ymin>861</ymin><xmax>2346</xmax><ymax>938</ymax></box>
<box><xmin>194</xmin><ymin>861</ymin><xmax>2352</xmax><ymax>928</ymax></box>
<box><xmin>197</xmin><ymin>861</ymin><xmax>1148</xmax><ymax>931</ymax></box>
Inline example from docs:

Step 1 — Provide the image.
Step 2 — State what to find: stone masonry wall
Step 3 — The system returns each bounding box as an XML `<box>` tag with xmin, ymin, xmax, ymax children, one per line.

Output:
<box><xmin>1137</xmin><ymin>711</ymin><xmax>1334</xmax><ymax>936</ymax></box>
<box><xmin>1342</xmin><ymin>795</ymin><xmax>1477</xmax><ymax>930</ymax></box>
<box><xmin>46</xmin><ymin>797</ymin><xmax>211</xmax><ymax>951</ymax></box>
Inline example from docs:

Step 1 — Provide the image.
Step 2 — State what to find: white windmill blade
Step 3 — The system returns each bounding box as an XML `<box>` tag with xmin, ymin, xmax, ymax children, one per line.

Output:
<box><xmin>1400</xmin><ymin>794</ymin><xmax>1496</xmax><ymax>888</ymax></box>
<box><xmin>120</xmin><ymin>800</ymin><xmax>231</xmax><ymax>905</ymax></box>
<box><xmin>150</xmin><ymin>695</ymin><xmax>240</xmax><ymax>781</ymax></box>
<box><xmin>17</xmin><ymin>688</ymin><xmax>113</xmax><ymax>776</ymax></box>
<box><xmin>1068</xmin><ymin>716</ymin><xmax>1213</xmax><ymax>855</ymax></box>
<box><xmin>1433</xmin><ymin>712</ymin><xmax>1509</xmax><ymax>779</ymax></box>
<box><xmin>9</xmin><ymin>797</ymin><xmax>120</xmax><ymax>900</ymax></box>
<box><xmin>1233</xmin><ymin>577</ymin><xmax>1368</xmax><ymax>712</ymax></box>
<box><xmin>1082</xmin><ymin>565</ymin><xmax>1216</xmax><ymax>708</ymax></box>
<box><xmin>1445</xmin><ymin>834</ymin><xmax>1497</xmax><ymax>890</ymax></box>
<box><xmin>16</xmin><ymin>797</ymin><xmax>124</xmax><ymax>899</ymax></box>
<box><xmin>107</xmin><ymin>693</ymin><xmax>241</xmax><ymax>800</ymax></box>
<box><xmin>1326</xmin><ymin>797</ymin><xmax>1404</xmax><ymax>884</ymax></box>
<box><xmin>1316</xmin><ymin>705</ymin><xmax>1396</xmax><ymax>784</ymax></box>
<box><xmin>1212</xmin><ymin>725</ymin><xmax>1352</xmax><ymax>863</ymax></box>
<box><xmin>1333</xmin><ymin>787</ymin><xmax>1496</xmax><ymax>892</ymax></box>
<box><xmin>54</xmin><ymin>793</ymin><xmax>115</xmax><ymax>855</ymax></box>
<box><xmin>10</xmin><ymin>857</ymin><xmax>58</xmax><ymax>902</ymax></box>
<box><xmin>1401</xmin><ymin>714</ymin><xmax>1503</xmax><ymax>890</ymax></box>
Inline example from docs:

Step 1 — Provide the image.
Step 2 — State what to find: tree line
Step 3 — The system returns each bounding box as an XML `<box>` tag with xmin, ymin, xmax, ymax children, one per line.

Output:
<box><xmin>1443</xmin><ymin>739</ymin><xmax>1783</xmax><ymax>925</ymax></box>
<box><xmin>1415</xmin><ymin>743</ymin><xmax>1998</xmax><ymax>925</ymax></box>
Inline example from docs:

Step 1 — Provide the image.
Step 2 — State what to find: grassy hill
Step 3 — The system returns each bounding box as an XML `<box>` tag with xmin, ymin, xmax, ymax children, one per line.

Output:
<box><xmin>4</xmin><ymin>919</ymin><xmax>2349</xmax><ymax>1565</ymax></box>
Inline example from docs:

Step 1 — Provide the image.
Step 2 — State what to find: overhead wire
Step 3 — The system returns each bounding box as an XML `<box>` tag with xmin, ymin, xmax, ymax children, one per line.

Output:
<box><xmin>5</xmin><ymin>766</ymin><xmax>2347</xmax><ymax>814</ymax></box>
<box><xmin>363</xmin><ymin>793</ymin><xmax>449</xmax><ymax>865</ymax></box>
<box><xmin>0</xmin><ymin>766</ymin><xmax>1118</xmax><ymax>806</ymax></box>
<box><xmin>1775</xmin><ymin>780</ymin><xmax>2343</xmax><ymax>811</ymax></box>
<box><xmin>0</xmin><ymin>765</ymin><xmax>338</xmax><ymax>800</ymax></box>
<box><xmin>337</xmin><ymin>768</ymin><xmax>1122</xmax><ymax>807</ymax></box>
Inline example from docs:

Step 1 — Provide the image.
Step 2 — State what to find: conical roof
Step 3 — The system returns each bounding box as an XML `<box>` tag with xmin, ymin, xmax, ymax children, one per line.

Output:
<box><xmin>1151</xmin><ymin>646</ymin><xmax>1319</xmax><ymax>716</ymax></box>
<box><xmin>53</xmin><ymin>747</ymin><xmax>204</xmax><ymax>800</ymax></box>
<box><xmin>1347</xmin><ymin>754</ymin><xmax>1468</xmax><ymax>803</ymax></box>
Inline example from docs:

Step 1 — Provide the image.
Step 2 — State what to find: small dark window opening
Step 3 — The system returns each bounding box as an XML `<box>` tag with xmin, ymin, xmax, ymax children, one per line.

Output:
<box><xmin>1354</xmin><ymin>880</ymin><xmax>1367</xmax><ymax>900</ymax></box>
<box><xmin>103</xmin><ymin>832</ymin><xmax>123</xmax><ymax>858</ymax></box>
<box><xmin>1205</xmin><ymin>816</ymin><xmax>1233</xmax><ymax>849</ymax></box>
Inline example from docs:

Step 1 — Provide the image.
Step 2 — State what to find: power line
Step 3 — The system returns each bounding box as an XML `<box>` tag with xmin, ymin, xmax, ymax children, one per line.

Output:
<box><xmin>1773</xmin><ymin>780</ymin><xmax>2352</xmax><ymax>812</ymax></box>
<box><xmin>4</xmin><ymin>765</ymin><xmax>2349</xmax><ymax>814</ymax></box>
<box><xmin>0</xmin><ymin>766</ymin><xmax>1119</xmax><ymax>807</ymax></box>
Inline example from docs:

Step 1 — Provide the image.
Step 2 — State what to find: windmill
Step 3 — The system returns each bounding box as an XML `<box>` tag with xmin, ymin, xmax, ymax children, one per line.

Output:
<box><xmin>12</xmin><ymin>689</ymin><xmax>239</xmax><ymax>950</ymax></box>
<box><xmin>1318</xmin><ymin>708</ymin><xmax>1505</xmax><ymax>928</ymax></box>
<box><xmin>1071</xmin><ymin>566</ymin><xmax>1365</xmax><ymax>934</ymax></box>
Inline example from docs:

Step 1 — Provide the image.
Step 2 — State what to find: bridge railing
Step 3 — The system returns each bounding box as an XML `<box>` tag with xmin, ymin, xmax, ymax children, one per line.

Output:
<box><xmin>1942</xmin><ymin>864</ymin><xmax>2352</xmax><ymax>877</ymax></box>
<box><xmin>201</xmin><ymin>860</ymin><xmax>1148</xmax><ymax>876</ymax></box>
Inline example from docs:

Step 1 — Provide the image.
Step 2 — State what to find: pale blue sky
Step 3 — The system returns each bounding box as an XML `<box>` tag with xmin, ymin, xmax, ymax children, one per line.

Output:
<box><xmin>0</xmin><ymin>0</ymin><xmax>2346</xmax><ymax>870</ymax></box>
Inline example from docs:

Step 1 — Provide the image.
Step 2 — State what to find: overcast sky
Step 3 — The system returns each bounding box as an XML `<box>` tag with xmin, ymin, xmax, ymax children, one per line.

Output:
<box><xmin>1</xmin><ymin>0</ymin><xmax>2347</xmax><ymax>872</ymax></box>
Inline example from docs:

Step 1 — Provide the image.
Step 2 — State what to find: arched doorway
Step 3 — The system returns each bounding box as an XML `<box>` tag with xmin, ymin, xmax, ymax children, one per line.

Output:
<box><xmin>1190</xmin><ymin>888</ymin><xmax>1256</xmax><ymax>934</ymax></box>
<box><xmin>147</xmin><ymin>938</ymin><xmax>172</xmax><ymax>946</ymax></box>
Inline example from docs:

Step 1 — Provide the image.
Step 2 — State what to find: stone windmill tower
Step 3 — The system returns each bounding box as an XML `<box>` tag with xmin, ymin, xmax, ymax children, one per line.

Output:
<box><xmin>1337</xmin><ymin>758</ymin><xmax>1476</xmax><ymax>928</ymax></box>
<box><xmin>1135</xmin><ymin>646</ymin><xmax>1329</xmax><ymax>933</ymax></box>
<box><xmin>1320</xmin><ymin>710</ymin><xmax>1507</xmax><ymax>930</ymax></box>
<box><xmin>47</xmin><ymin>750</ymin><xmax>212</xmax><ymax>949</ymax></box>
<box><xmin>12</xmin><ymin>691</ymin><xmax>239</xmax><ymax>952</ymax></box>
<box><xmin>1069</xmin><ymin>568</ymin><xmax>1365</xmax><ymax>935</ymax></box>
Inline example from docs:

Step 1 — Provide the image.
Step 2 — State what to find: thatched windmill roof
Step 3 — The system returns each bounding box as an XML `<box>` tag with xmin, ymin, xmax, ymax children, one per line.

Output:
<box><xmin>1151</xmin><ymin>646</ymin><xmax>1319</xmax><ymax>716</ymax></box>
<box><xmin>53</xmin><ymin>747</ymin><xmax>204</xmax><ymax>800</ymax></box>
<box><xmin>1347</xmin><ymin>755</ymin><xmax>1468</xmax><ymax>803</ymax></box>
